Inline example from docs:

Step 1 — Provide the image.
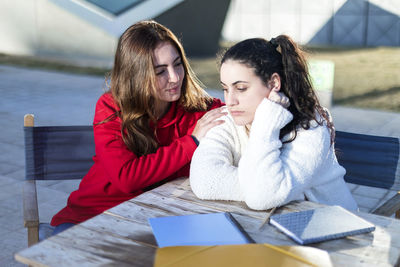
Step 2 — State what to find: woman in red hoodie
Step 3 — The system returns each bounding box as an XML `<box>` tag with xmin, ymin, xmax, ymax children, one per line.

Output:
<box><xmin>51</xmin><ymin>20</ymin><xmax>225</xmax><ymax>234</ymax></box>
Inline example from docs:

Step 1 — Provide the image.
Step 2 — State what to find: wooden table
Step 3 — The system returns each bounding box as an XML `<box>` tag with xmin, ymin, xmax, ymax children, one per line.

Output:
<box><xmin>15</xmin><ymin>178</ymin><xmax>400</xmax><ymax>266</ymax></box>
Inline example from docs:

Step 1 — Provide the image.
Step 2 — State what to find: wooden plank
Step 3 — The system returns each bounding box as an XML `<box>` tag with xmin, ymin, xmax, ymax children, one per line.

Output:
<box><xmin>310</xmin><ymin>234</ymin><xmax>398</xmax><ymax>266</ymax></box>
<box><xmin>100</xmin><ymin>192</ymin><xmax>222</xmax><ymax>247</ymax></box>
<box><xmin>356</xmin><ymin>212</ymin><xmax>400</xmax><ymax>246</ymax></box>
<box><xmin>234</xmin><ymin>209</ymin><xmax>400</xmax><ymax>266</ymax></box>
<box><xmin>24</xmin><ymin>114</ymin><xmax>34</xmax><ymax>127</ymax></box>
<box><xmin>145</xmin><ymin>185</ymin><xmax>400</xmax><ymax>265</ymax></box>
<box><xmin>14</xmin><ymin>178</ymin><xmax>400</xmax><ymax>267</ymax></box>
<box><xmin>273</xmin><ymin>208</ymin><xmax>400</xmax><ymax>266</ymax></box>
<box><xmin>85</xmin><ymin>205</ymin><xmax>288</xmax><ymax>249</ymax></box>
<box><xmin>81</xmin><ymin>211</ymin><xmax>158</xmax><ymax>247</ymax></box>
<box><xmin>151</xmin><ymin>182</ymin><xmax>266</xmax><ymax>219</ymax></box>
<box><xmin>373</xmin><ymin>193</ymin><xmax>400</xmax><ymax>217</ymax></box>
<box><xmin>23</xmin><ymin>180</ymin><xmax>39</xmax><ymax>227</ymax></box>
<box><xmin>52</xmin><ymin>225</ymin><xmax>156</xmax><ymax>266</ymax></box>
<box><xmin>16</xmin><ymin>224</ymin><xmax>156</xmax><ymax>267</ymax></box>
<box><xmin>110</xmin><ymin>191</ymin><xmax>219</xmax><ymax>220</ymax></box>
<box><xmin>230</xmin><ymin>212</ymin><xmax>293</xmax><ymax>245</ymax></box>
<box><xmin>154</xmin><ymin>180</ymin><xmax>400</xmax><ymax>266</ymax></box>
<box><xmin>23</xmin><ymin>180</ymin><xmax>39</xmax><ymax>247</ymax></box>
<box><xmin>152</xmin><ymin>179</ymin><xmax>325</xmax><ymax>217</ymax></box>
<box><xmin>15</xmin><ymin>237</ymin><xmax>114</xmax><ymax>267</ymax></box>
<box><xmin>23</xmin><ymin>114</ymin><xmax>39</xmax><ymax>248</ymax></box>
<box><xmin>108</xmin><ymin>191</ymin><xmax>295</xmax><ymax>247</ymax></box>
<box><xmin>27</xmin><ymin>226</ymin><xmax>39</xmax><ymax>248</ymax></box>
<box><xmin>326</xmin><ymin>251</ymin><xmax>393</xmax><ymax>267</ymax></box>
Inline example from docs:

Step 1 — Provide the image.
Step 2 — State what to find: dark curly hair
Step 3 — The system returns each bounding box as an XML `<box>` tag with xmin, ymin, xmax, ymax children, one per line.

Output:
<box><xmin>220</xmin><ymin>36</ymin><xmax>334</xmax><ymax>144</ymax></box>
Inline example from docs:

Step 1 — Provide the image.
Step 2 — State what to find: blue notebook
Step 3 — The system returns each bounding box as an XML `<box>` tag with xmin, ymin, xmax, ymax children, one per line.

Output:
<box><xmin>148</xmin><ymin>212</ymin><xmax>254</xmax><ymax>247</ymax></box>
<box><xmin>269</xmin><ymin>205</ymin><xmax>375</xmax><ymax>245</ymax></box>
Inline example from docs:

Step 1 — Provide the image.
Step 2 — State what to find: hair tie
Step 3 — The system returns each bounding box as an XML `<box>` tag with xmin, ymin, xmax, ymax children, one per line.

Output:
<box><xmin>269</xmin><ymin>38</ymin><xmax>281</xmax><ymax>54</ymax></box>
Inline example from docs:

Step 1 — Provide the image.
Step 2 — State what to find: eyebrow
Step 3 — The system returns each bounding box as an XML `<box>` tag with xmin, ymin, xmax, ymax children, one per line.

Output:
<box><xmin>154</xmin><ymin>56</ymin><xmax>181</xmax><ymax>69</ymax></box>
<box><xmin>220</xmin><ymin>80</ymin><xmax>249</xmax><ymax>86</ymax></box>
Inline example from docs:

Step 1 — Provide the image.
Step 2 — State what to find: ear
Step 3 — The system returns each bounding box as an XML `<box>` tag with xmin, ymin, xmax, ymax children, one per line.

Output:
<box><xmin>268</xmin><ymin>73</ymin><xmax>281</xmax><ymax>92</ymax></box>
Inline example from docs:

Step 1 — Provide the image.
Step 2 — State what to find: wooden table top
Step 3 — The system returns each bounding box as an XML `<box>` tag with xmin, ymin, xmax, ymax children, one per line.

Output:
<box><xmin>15</xmin><ymin>178</ymin><xmax>400</xmax><ymax>266</ymax></box>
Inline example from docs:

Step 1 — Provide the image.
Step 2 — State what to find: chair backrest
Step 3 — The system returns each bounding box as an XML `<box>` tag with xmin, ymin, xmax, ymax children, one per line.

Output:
<box><xmin>24</xmin><ymin>114</ymin><xmax>94</xmax><ymax>181</ymax></box>
<box><xmin>335</xmin><ymin>130</ymin><xmax>400</xmax><ymax>190</ymax></box>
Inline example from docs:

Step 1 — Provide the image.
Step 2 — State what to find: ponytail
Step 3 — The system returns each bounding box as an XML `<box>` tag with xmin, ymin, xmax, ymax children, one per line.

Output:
<box><xmin>270</xmin><ymin>35</ymin><xmax>334</xmax><ymax>144</ymax></box>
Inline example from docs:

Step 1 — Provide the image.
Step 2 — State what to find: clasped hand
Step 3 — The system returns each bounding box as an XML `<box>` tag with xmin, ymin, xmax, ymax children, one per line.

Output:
<box><xmin>192</xmin><ymin>107</ymin><xmax>227</xmax><ymax>141</ymax></box>
<box><xmin>268</xmin><ymin>90</ymin><xmax>290</xmax><ymax>108</ymax></box>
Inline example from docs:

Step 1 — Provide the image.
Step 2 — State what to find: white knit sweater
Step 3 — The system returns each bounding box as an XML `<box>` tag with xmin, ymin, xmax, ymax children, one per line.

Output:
<box><xmin>190</xmin><ymin>98</ymin><xmax>358</xmax><ymax>211</ymax></box>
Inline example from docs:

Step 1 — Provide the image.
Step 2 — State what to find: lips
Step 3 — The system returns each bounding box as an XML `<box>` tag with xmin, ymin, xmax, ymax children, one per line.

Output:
<box><xmin>166</xmin><ymin>85</ymin><xmax>180</xmax><ymax>92</ymax></box>
<box><xmin>229</xmin><ymin>110</ymin><xmax>244</xmax><ymax>116</ymax></box>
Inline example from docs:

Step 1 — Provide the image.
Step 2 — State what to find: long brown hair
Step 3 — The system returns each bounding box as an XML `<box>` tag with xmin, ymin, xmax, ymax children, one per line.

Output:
<box><xmin>107</xmin><ymin>20</ymin><xmax>213</xmax><ymax>156</ymax></box>
<box><xmin>220</xmin><ymin>36</ymin><xmax>334</xmax><ymax>144</ymax></box>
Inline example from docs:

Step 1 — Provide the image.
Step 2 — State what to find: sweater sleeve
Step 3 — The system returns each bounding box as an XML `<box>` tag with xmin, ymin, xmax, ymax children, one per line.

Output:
<box><xmin>238</xmin><ymin>98</ymin><xmax>332</xmax><ymax>210</ymax></box>
<box><xmin>93</xmin><ymin>95</ymin><xmax>198</xmax><ymax>194</ymax></box>
<box><xmin>190</xmin><ymin>116</ymin><xmax>244</xmax><ymax>201</ymax></box>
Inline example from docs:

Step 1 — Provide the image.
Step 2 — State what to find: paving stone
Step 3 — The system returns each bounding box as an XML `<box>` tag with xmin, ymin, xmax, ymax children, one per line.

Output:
<box><xmin>0</xmin><ymin>162</ymin><xmax>22</xmax><ymax>177</ymax></box>
<box><xmin>0</xmin><ymin>229</ymin><xmax>27</xmax><ymax>267</ymax></box>
<box><xmin>0</xmin><ymin>192</ymin><xmax>22</xmax><ymax>215</ymax></box>
<box><xmin>45</xmin><ymin>179</ymin><xmax>81</xmax><ymax>195</ymax></box>
<box><xmin>4</xmin><ymin>169</ymin><xmax>25</xmax><ymax>181</ymax></box>
<box><xmin>0</xmin><ymin>182</ymin><xmax>23</xmax><ymax>202</ymax></box>
<box><xmin>0</xmin><ymin>175</ymin><xmax>21</xmax><ymax>186</ymax></box>
<box><xmin>0</xmin><ymin>205</ymin><xmax>23</xmax><ymax>232</ymax></box>
<box><xmin>331</xmin><ymin>106</ymin><xmax>400</xmax><ymax>138</ymax></box>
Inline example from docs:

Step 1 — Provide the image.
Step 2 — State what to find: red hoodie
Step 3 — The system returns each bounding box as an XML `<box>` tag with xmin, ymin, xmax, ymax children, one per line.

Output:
<box><xmin>51</xmin><ymin>93</ymin><xmax>223</xmax><ymax>225</ymax></box>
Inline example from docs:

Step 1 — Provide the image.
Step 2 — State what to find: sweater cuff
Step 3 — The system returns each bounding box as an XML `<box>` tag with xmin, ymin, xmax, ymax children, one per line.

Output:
<box><xmin>191</xmin><ymin>135</ymin><xmax>200</xmax><ymax>146</ymax></box>
<box><xmin>180</xmin><ymin>135</ymin><xmax>199</xmax><ymax>162</ymax></box>
<box><xmin>251</xmin><ymin>98</ymin><xmax>293</xmax><ymax>139</ymax></box>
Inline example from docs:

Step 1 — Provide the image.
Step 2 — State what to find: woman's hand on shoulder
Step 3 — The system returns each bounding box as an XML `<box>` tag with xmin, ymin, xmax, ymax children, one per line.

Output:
<box><xmin>192</xmin><ymin>107</ymin><xmax>227</xmax><ymax>141</ymax></box>
<box><xmin>268</xmin><ymin>90</ymin><xmax>290</xmax><ymax>108</ymax></box>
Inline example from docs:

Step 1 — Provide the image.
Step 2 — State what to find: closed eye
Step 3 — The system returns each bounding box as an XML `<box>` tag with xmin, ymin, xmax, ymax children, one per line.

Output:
<box><xmin>156</xmin><ymin>69</ymin><xmax>165</xmax><ymax>76</ymax></box>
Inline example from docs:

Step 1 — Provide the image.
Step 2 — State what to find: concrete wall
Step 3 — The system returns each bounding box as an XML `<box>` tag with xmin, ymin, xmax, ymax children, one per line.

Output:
<box><xmin>222</xmin><ymin>0</ymin><xmax>400</xmax><ymax>47</ymax></box>
<box><xmin>1</xmin><ymin>0</ymin><xmax>398</xmax><ymax>66</ymax></box>
<box><xmin>0</xmin><ymin>0</ymin><xmax>230</xmax><ymax>64</ymax></box>
<box><xmin>0</xmin><ymin>0</ymin><xmax>116</xmax><ymax>66</ymax></box>
<box><xmin>222</xmin><ymin>0</ymin><xmax>339</xmax><ymax>44</ymax></box>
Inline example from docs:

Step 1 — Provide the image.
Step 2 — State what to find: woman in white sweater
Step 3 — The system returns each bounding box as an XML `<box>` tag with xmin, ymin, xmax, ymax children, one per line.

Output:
<box><xmin>190</xmin><ymin>36</ymin><xmax>358</xmax><ymax>211</ymax></box>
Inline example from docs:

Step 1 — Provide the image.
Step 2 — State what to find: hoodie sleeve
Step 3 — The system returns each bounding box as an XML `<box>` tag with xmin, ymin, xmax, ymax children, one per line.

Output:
<box><xmin>238</xmin><ymin>98</ymin><xmax>333</xmax><ymax>210</ymax></box>
<box><xmin>92</xmin><ymin>94</ymin><xmax>200</xmax><ymax>194</ymax></box>
<box><xmin>190</xmin><ymin>115</ymin><xmax>244</xmax><ymax>201</ymax></box>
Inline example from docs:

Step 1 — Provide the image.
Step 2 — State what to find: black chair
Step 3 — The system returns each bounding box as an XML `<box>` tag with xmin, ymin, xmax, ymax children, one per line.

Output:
<box><xmin>335</xmin><ymin>130</ymin><xmax>400</xmax><ymax>218</ymax></box>
<box><xmin>23</xmin><ymin>114</ymin><xmax>94</xmax><ymax>246</ymax></box>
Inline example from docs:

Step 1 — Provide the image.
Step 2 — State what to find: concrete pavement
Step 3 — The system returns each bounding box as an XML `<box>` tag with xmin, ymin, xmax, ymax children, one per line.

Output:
<box><xmin>0</xmin><ymin>64</ymin><xmax>399</xmax><ymax>266</ymax></box>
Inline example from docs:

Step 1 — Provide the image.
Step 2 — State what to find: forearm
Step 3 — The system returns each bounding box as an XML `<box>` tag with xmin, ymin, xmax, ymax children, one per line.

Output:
<box><xmin>190</xmin><ymin>151</ymin><xmax>243</xmax><ymax>201</ymax></box>
<box><xmin>190</xmin><ymin>119</ymin><xmax>244</xmax><ymax>201</ymax></box>
<box><xmin>97</xmin><ymin>130</ymin><xmax>197</xmax><ymax>194</ymax></box>
<box><xmin>238</xmin><ymin>99</ymin><xmax>328</xmax><ymax>210</ymax></box>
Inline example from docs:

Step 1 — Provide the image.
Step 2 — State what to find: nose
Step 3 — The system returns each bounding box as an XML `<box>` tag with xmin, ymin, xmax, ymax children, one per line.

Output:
<box><xmin>168</xmin><ymin>68</ymin><xmax>180</xmax><ymax>83</ymax></box>
<box><xmin>225</xmin><ymin>90</ymin><xmax>238</xmax><ymax>106</ymax></box>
